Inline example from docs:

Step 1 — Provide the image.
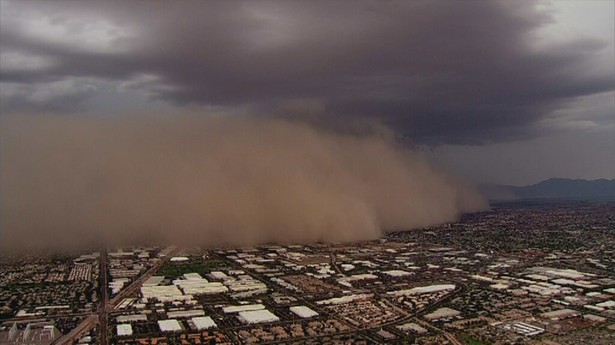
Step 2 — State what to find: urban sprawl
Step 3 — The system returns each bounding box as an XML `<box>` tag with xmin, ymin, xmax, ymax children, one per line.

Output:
<box><xmin>1</xmin><ymin>201</ymin><xmax>614</xmax><ymax>344</ymax></box>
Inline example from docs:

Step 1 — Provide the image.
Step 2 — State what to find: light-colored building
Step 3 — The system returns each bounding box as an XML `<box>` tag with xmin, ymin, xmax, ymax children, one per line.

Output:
<box><xmin>289</xmin><ymin>306</ymin><xmax>318</xmax><ymax>318</ymax></box>
<box><xmin>238</xmin><ymin>310</ymin><xmax>280</xmax><ymax>324</ymax></box>
<box><xmin>424</xmin><ymin>307</ymin><xmax>460</xmax><ymax>321</ymax></box>
<box><xmin>382</xmin><ymin>270</ymin><xmax>412</xmax><ymax>277</ymax></box>
<box><xmin>116</xmin><ymin>314</ymin><xmax>148</xmax><ymax>323</ymax></box>
<box><xmin>396</xmin><ymin>322</ymin><xmax>428</xmax><ymax>334</ymax></box>
<box><xmin>141</xmin><ymin>285</ymin><xmax>185</xmax><ymax>300</ymax></box>
<box><xmin>191</xmin><ymin>316</ymin><xmax>217</xmax><ymax>330</ymax></box>
<box><xmin>388</xmin><ymin>284</ymin><xmax>455</xmax><ymax>296</ymax></box>
<box><xmin>167</xmin><ymin>309</ymin><xmax>205</xmax><ymax>318</ymax></box>
<box><xmin>158</xmin><ymin>319</ymin><xmax>183</xmax><ymax>332</ymax></box>
<box><xmin>222</xmin><ymin>304</ymin><xmax>265</xmax><ymax>314</ymax></box>
<box><xmin>116</xmin><ymin>324</ymin><xmax>133</xmax><ymax>336</ymax></box>
<box><xmin>540</xmin><ymin>309</ymin><xmax>578</xmax><ymax>320</ymax></box>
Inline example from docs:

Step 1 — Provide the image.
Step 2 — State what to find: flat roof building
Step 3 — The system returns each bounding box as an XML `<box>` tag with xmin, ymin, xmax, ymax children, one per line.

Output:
<box><xmin>191</xmin><ymin>316</ymin><xmax>217</xmax><ymax>330</ymax></box>
<box><xmin>167</xmin><ymin>310</ymin><xmax>205</xmax><ymax>318</ymax></box>
<box><xmin>396</xmin><ymin>322</ymin><xmax>428</xmax><ymax>334</ymax></box>
<box><xmin>238</xmin><ymin>310</ymin><xmax>280</xmax><ymax>324</ymax></box>
<box><xmin>158</xmin><ymin>319</ymin><xmax>183</xmax><ymax>332</ymax></box>
<box><xmin>388</xmin><ymin>284</ymin><xmax>455</xmax><ymax>296</ymax></box>
<box><xmin>540</xmin><ymin>309</ymin><xmax>578</xmax><ymax>320</ymax></box>
<box><xmin>289</xmin><ymin>306</ymin><xmax>319</xmax><ymax>318</ymax></box>
<box><xmin>424</xmin><ymin>307</ymin><xmax>461</xmax><ymax>321</ymax></box>
<box><xmin>222</xmin><ymin>304</ymin><xmax>265</xmax><ymax>314</ymax></box>
<box><xmin>116</xmin><ymin>324</ymin><xmax>133</xmax><ymax>336</ymax></box>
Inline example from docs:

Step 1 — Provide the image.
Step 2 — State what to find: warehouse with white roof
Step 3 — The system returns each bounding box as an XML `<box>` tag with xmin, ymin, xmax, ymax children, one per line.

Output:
<box><xmin>191</xmin><ymin>316</ymin><xmax>217</xmax><ymax>330</ymax></box>
<box><xmin>387</xmin><ymin>284</ymin><xmax>456</xmax><ymax>296</ymax></box>
<box><xmin>141</xmin><ymin>285</ymin><xmax>193</xmax><ymax>302</ymax></box>
<box><xmin>238</xmin><ymin>310</ymin><xmax>280</xmax><ymax>324</ymax></box>
<box><xmin>289</xmin><ymin>306</ymin><xmax>319</xmax><ymax>318</ymax></box>
<box><xmin>167</xmin><ymin>309</ymin><xmax>205</xmax><ymax>318</ymax></box>
<box><xmin>222</xmin><ymin>304</ymin><xmax>265</xmax><ymax>314</ymax></box>
<box><xmin>173</xmin><ymin>279</ymin><xmax>229</xmax><ymax>295</ymax></box>
<box><xmin>158</xmin><ymin>319</ymin><xmax>183</xmax><ymax>332</ymax></box>
<box><xmin>424</xmin><ymin>307</ymin><xmax>460</xmax><ymax>321</ymax></box>
<box><xmin>116</xmin><ymin>324</ymin><xmax>133</xmax><ymax>336</ymax></box>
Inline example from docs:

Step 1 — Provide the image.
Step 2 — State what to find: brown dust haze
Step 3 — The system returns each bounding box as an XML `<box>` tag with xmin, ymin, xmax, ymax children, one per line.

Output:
<box><xmin>0</xmin><ymin>114</ymin><xmax>487</xmax><ymax>251</ymax></box>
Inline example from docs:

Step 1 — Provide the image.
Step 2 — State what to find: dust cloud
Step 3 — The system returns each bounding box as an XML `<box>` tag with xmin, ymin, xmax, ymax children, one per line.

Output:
<box><xmin>0</xmin><ymin>114</ymin><xmax>487</xmax><ymax>251</ymax></box>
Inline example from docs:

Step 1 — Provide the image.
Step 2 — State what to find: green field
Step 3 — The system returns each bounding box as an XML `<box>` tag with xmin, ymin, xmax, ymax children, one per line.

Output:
<box><xmin>157</xmin><ymin>258</ymin><xmax>227</xmax><ymax>279</ymax></box>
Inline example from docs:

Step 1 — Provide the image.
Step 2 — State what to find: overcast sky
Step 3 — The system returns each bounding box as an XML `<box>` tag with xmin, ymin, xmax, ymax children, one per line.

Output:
<box><xmin>1</xmin><ymin>0</ymin><xmax>613</xmax><ymax>185</ymax></box>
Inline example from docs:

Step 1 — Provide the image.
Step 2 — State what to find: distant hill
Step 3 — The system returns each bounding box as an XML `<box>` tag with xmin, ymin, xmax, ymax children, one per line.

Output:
<box><xmin>479</xmin><ymin>178</ymin><xmax>615</xmax><ymax>201</ymax></box>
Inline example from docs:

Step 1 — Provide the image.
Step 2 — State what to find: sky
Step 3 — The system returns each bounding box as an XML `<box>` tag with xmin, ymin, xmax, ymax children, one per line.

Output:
<box><xmin>1</xmin><ymin>0</ymin><xmax>614</xmax><ymax>186</ymax></box>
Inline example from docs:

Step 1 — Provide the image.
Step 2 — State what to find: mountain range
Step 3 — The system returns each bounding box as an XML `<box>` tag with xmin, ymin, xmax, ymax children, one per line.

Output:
<box><xmin>478</xmin><ymin>178</ymin><xmax>615</xmax><ymax>201</ymax></box>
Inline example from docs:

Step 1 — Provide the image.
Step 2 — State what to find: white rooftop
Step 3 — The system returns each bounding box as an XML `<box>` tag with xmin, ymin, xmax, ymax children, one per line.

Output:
<box><xmin>116</xmin><ymin>324</ymin><xmax>133</xmax><ymax>336</ymax></box>
<box><xmin>424</xmin><ymin>307</ymin><xmax>460</xmax><ymax>320</ymax></box>
<box><xmin>158</xmin><ymin>319</ymin><xmax>183</xmax><ymax>332</ymax></box>
<box><xmin>238</xmin><ymin>309</ymin><xmax>280</xmax><ymax>324</ymax></box>
<box><xmin>317</xmin><ymin>293</ymin><xmax>372</xmax><ymax>305</ymax></box>
<box><xmin>141</xmin><ymin>285</ymin><xmax>183</xmax><ymax>299</ymax></box>
<box><xmin>388</xmin><ymin>284</ymin><xmax>455</xmax><ymax>296</ymax></box>
<box><xmin>345</xmin><ymin>274</ymin><xmax>378</xmax><ymax>281</ymax></box>
<box><xmin>173</xmin><ymin>280</ymin><xmax>228</xmax><ymax>295</ymax></box>
<box><xmin>222</xmin><ymin>304</ymin><xmax>265</xmax><ymax>314</ymax></box>
<box><xmin>289</xmin><ymin>306</ymin><xmax>319</xmax><ymax>318</ymax></box>
<box><xmin>192</xmin><ymin>316</ymin><xmax>217</xmax><ymax>330</ymax></box>
<box><xmin>209</xmin><ymin>271</ymin><xmax>229</xmax><ymax>280</ymax></box>
<box><xmin>183</xmin><ymin>273</ymin><xmax>205</xmax><ymax>280</ymax></box>
<box><xmin>167</xmin><ymin>310</ymin><xmax>205</xmax><ymax>318</ymax></box>
<box><xmin>397</xmin><ymin>322</ymin><xmax>427</xmax><ymax>334</ymax></box>
<box><xmin>596</xmin><ymin>300</ymin><xmax>615</xmax><ymax>308</ymax></box>
<box><xmin>382</xmin><ymin>270</ymin><xmax>412</xmax><ymax>277</ymax></box>
<box><xmin>541</xmin><ymin>309</ymin><xmax>578</xmax><ymax>319</ymax></box>
<box><xmin>116</xmin><ymin>314</ymin><xmax>147</xmax><ymax>323</ymax></box>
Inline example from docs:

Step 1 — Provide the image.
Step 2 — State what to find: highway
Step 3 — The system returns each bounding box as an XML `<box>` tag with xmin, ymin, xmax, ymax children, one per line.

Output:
<box><xmin>53</xmin><ymin>246</ymin><xmax>181</xmax><ymax>345</ymax></box>
<box><xmin>53</xmin><ymin>315</ymin><xmax>98</xmax><ymax>345</ymax></box>
<box><xmin>98</xmin><ymin>249</ymin><xmax>108</xmax><ymax>345</ymax></box>
<box><xmin>54</xmin><ymin>247</ymin><xmax>460</xmax><ymax>344</ymax></box>
<box><xmin>214</xmin><ymin>250</ymin><xmax>457</xmax><ymax>344</ymax></box>
<box><xmin>329</xmin><ymin>251</ymin><xmax>343</xmax><ymax>275</ymax></box>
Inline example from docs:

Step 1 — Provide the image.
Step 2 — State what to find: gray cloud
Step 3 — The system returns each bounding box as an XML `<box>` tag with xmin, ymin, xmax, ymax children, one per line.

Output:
<box><xmin>0</xmin><ymin>1</ymin><xmax>613</xmax><ymax>144</ymax></box>
<box><xmin>0</xmin><ymin>113</ymin><xmax>486</xmax><ymax>251</ymax></box>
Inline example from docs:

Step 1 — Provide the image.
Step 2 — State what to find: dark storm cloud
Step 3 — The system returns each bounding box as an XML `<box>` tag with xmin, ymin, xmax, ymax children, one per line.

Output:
<box><xmin>1</xmin><ymin>1</ymin><xmax>613</xmax><ymax>144</ymax></box>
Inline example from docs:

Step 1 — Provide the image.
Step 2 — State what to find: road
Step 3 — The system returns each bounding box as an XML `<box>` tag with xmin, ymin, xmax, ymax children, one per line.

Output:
<box><xmin>99</xmin><ymin>249</ymin><xmax>108</xmax><ymax>345</ymax></box>
<box><xmin>329</xmin><ymin>251</ymin><xmax>343</xmax><ymax>275</ymax></box>
<box><xmin>53</xmin><ymin>315</ymin><xmax>99</xmax><ymax>345</ymax></box>
<box><xmin>55</xmin><ymin>247</ymin><xmax>460</xmax><ymax>344</ymax></box>
<box><xmin>410</xmin><ymin>284</ymin><xmax>465</xmax><ymax>345</ymax></box>
<box><xmin>108</xmin><ymin>246</ymin><xmax>181</xmax><ymax>306</ymax></box>
<box><xmin>216</xmin><ymin>250</ymin><xmax>464</xmax><ymax>344</ymax></box>
<box><xmin>53</xmin><ymin>246</ymin><xmax>181</xmax><ymax>345</ymax></box>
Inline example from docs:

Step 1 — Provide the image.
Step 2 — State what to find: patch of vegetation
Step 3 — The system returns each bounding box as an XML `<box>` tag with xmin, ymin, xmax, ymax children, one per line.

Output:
<box><xmin>157</xmin><ymin>258</ymin><xmax>227</xmax><ymax>279</ymax></box>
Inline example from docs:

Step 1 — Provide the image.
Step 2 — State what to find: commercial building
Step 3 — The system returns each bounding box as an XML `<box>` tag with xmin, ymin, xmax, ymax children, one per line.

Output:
<box><xmin>237</xmin><ymin>310</ymin><xmax>280</xmax><ymax>324</ymax></box>
<box><xmin>158</xmin><ymin>319</ymin><xmax>183</xmax><ymax>332</ymax></box>
<box><xmin>424</xmin><ymin>307</ymin><xmax>461</xmax><ymax>321</ymax></box>
<box><xmin>289</xmin><ymin>306</ymin><xmax>319</xmax><ymax>318</ymax></box>
<box><xmin>116</xmin><ymin>324</ymin><xmax>133</xmax><ymax>336</ymax></box>
<box><xmin>191</xmin><ymin>316</ymin><xmax>217</xmax><ymax>330</ymax></box>
<box><xmin>388</xmin><ymin>284</ymin><xmax>455</xmax><ymax>296</ymax></box>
